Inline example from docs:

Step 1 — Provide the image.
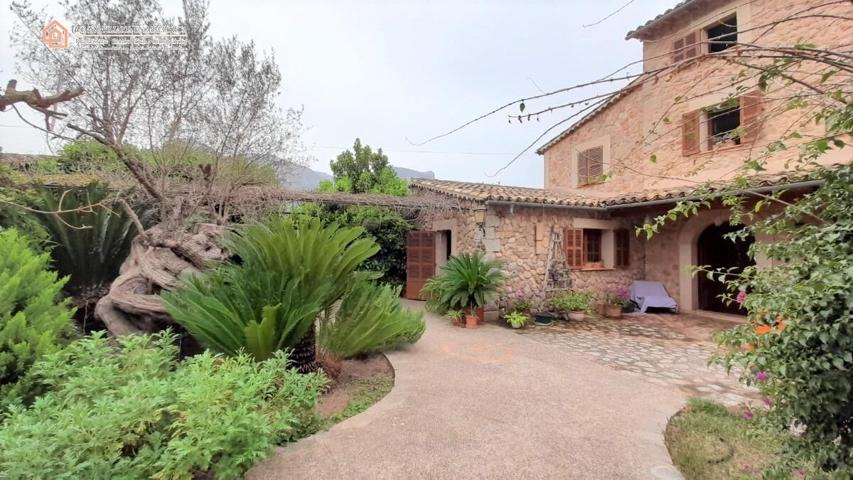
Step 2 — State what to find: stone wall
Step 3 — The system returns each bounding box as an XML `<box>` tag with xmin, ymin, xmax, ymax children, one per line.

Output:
<box><xmin>544</xmin><ymin>0</ymin><xmax>851</xmax><ymax>194</ymax></box>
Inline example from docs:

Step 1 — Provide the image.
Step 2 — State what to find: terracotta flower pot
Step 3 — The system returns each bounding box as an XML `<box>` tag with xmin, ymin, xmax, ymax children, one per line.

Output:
<box><xmin>568</xmin><ymin>311</ymin><xmax>586</xmax><ymax>321</ymax></box>
<box><xmin>605</xmin><ymin>305</ymin><xmax>623</xmax><ymax>318</ymax></box>
<box><xmin>465</xmin><ymin>314</ymin><xmax>479</xmax><ymax>329</ymax></box>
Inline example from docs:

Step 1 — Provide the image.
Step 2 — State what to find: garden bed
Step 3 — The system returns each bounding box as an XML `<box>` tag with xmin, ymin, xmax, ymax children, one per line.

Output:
<box><xmin>316</xmin><ymin>353</ymin><xmax>394</xmax><ymax>427</ymax></box>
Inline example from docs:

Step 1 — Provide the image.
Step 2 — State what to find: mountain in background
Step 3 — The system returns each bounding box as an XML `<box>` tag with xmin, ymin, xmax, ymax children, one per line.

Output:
<box><xmin>281</xmin><ymin>164</ymin><xmax>435</xmax><ymax>191</ymax></box>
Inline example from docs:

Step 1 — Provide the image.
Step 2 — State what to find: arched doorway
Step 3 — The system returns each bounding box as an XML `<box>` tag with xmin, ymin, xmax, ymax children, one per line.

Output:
<box><xmin>696</xmin><ymin>223</ymin><xmax>753</xmax><ymax>314</ymax></box>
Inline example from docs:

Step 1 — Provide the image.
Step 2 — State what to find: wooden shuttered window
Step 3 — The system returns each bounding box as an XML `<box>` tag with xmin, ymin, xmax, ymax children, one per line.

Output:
<box><xmin>682</xmin><ymin>109</ymin><xmax>701</xmax><ymax>156</ymax></box>
<box><xmin>739</xmin><ymin>90</ymin><xmax>763</xmax><ymax>143</ymax></box>
<box><xmin>577</xmin><ymin>146</ymin><xmax>604</xmax><ymax>186</ymax></box>
<box><xmin>672</xmin><ymin>30</ymin><xmax>700</xmax><ymax>63</ymax></box>
<box><xmin>615</xmin><ymin>229</ymin><xmax>630</xmax><ymax>268</ymax></box>
<box><xmin>563</xmin><ymin>228</ymin><xmax>583</xmax><ymax>268</ymax></box>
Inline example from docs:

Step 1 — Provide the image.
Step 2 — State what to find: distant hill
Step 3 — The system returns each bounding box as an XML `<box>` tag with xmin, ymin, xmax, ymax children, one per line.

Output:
<box><xmin>281</xmin><ymin>164</ymin><xmax>435</xmax><ymax>191</ymax></box>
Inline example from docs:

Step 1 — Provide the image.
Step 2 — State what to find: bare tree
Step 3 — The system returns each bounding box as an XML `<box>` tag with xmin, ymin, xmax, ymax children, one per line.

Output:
<box><xmin>9</xmin><ymin>0</ymin><xmax>310</xmax><ymax>335</ymax></box>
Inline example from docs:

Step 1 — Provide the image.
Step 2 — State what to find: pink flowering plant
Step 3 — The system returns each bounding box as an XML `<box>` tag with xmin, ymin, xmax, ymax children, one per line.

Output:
<box><xmin>602</xmin><ymin>287</ymin><xmax>630</xmax><ymax>307</ymax></box>
<box><xmin>708</xmin><ymin>166</ymin><xmax>853</xmax><ymax>468</ymax></box>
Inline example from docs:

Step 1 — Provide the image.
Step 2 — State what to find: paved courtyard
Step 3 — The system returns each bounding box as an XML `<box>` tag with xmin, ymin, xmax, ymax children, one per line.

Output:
<box><xmin>518</xmin><ymin>311</ymin><xmax>758</xmax><ymax>405</ymax></box>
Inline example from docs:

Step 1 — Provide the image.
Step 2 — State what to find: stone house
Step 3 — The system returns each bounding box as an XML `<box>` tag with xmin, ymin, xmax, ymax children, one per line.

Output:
<box><xmin>407</xmin><ymin>0</ymin><xmax>850</xmax><ymax>316</ymax></box>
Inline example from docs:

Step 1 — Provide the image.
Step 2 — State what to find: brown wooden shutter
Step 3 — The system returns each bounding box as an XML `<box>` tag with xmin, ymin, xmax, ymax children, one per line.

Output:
<box><xmin>672</xmin><ymin>37</ymin><xmax>685</xmax><ymax>63</ymax></box>
<box><xmin>587</xmin><ymin>147</ymin><xmax>603</xmax><ymax>180</ymax></box>
<box><xmin>563</xmin><ymin>228</ymin><xmax>583</xmax><ymax>268</ymax></box>
<box><xmin>682</xmin><ymin>109</ymin><xmax>701</xmax><ymax>156</ymax></box>
<box><xmin>683</xmin><ymin>31</ymin><xmax>699</xmax><ymax>60</ymax></box>
<box><xmin>739</xmin><ymin>90</ymin><xmax>763</xmax><ymax>144</ymax></box>
<box><xmin>615</xmin><ymin>229</ymin><xmax>630</xmax><ymax>268</ymax></box>
<box><xmin>577</xmin><ymin>150</ymin><xmax>589</xmax><ymax>185</ymax></box>
<box><xmin>405</xmin><ymin>231</ymin><xmax>436</xmax><ymax>300</ymax></box>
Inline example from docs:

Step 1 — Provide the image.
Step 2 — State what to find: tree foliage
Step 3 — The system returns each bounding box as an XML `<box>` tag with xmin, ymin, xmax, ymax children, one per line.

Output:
<box><xmin>0</xmin><ymin>228</ymin><xmax>74</xmax><ymax>409</ymax></box>
<box><xmin>0</xmin><ymin>331</ymin><xmax>326</xmax><ymax>479</ymax></box>
<box><xmin>319</xmin><ymin>138</ymin><xmax>408</xmax><ymax>195</ymax></box>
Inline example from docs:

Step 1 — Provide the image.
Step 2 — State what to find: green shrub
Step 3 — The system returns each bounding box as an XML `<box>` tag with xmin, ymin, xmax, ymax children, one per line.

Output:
<box><xmin>0</xmin><ymin>331</ymin><xmax>326</xmax><ymax>479</ymax></box>
<box><xmin>319</xmin><ymin>282</ymin><xmax>424</xmax><ymax>360</ymax></box>
<box><xmin>291</xmin><ymin>203</ymin><xmax>412</xmax><ymax>288</ymax></box>
<box><xmin>713</xmin><ymin>166</ymin><xmax>853</xmax><ymax>468</ymax></box>
<box><xmin>421</xmin><ymin>252</ymin><xmax>505</xmax><ymax>313</ymax></box>
<box><xmin>548</xmin><ymin>291</ymin><xmax>594</xmax><ymax>314</ymax></box>
<box><xmin>0</xmin><ymin>228</ymin><xmax>74</xmax><ymax>408</ymax></box>
<box><xmin>30</xmin><ymin>183</ymin><xmax>156</xmax><ymax>297</ymax></box>
<box><xmin>162</xmin><ymin>216</ymin><xmax>379</xmax><ymax>366</ymax></box>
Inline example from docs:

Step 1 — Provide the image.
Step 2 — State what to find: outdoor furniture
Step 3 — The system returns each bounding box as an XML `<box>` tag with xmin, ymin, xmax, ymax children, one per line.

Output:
<box><xmin>629</xmin><ymin>280</ymin><xmax>678</xmax><ymax>313</ymax></box>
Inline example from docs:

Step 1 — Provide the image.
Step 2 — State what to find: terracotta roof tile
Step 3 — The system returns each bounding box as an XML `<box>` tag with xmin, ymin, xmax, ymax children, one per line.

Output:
<box><xmin>411</xmin><ymin>172</ymin><xmax>817</xmax><ymax>210</ymax></box>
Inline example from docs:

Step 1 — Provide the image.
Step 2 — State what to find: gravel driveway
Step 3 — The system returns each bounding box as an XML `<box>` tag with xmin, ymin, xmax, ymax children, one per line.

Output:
<box><xmin>248</xmin><ymin>302</ymin><xmax>687</xmax><ymax>480</ymax></box>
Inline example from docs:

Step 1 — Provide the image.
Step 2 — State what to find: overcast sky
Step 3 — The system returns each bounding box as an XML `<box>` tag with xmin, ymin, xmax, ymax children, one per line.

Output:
<box><xmin>0</xmin><ymin>0</ymin><xmax>680</xmax><ymax>187</ymax></box>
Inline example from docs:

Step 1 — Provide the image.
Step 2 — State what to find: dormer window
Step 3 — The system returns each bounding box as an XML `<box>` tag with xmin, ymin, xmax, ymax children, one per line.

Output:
<box><xmin>706</xmin><ymin>15</ymin><xmax>738</xmax><ymax>53</ymax></box>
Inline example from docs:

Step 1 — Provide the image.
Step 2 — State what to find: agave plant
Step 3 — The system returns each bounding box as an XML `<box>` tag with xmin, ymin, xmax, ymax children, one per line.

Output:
<box><xmin>161</xmin><ymin>216</ymin><xmax>380</xmax><ymax>369</ymax></box>
<box><xmin>30</xmin><ymin>183</ymin><xmax>155</xmax><ymax>297</ymax></box>
<box><xmin>421</xmin><ymin>252</ymin><xmax>505</xmax><ymax>313</ymax></box>
<box><xmin>319</xmin><ymin>282</ymin><xmax>425</xmax><ymax>361</ymax></box>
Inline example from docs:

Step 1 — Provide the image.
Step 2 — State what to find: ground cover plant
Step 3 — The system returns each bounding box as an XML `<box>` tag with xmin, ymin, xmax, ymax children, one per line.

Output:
<box><xmin>0</xmin><ymin>228</ymin><xmax>74</xmax><ymax>410</ymax></box>
<box><xmin>665</xmin><ymin>398</ymin><xmax>829</xmax><ymax>480</ymax></box>
<box><xmin>0</xmin><ymin>331</ymin><xmax>326</xmax><ymax>479</ymax></box>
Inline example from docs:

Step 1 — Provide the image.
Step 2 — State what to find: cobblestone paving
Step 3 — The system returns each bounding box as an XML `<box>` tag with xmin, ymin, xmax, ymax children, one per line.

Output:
<box><xmin>518</xmin><ymin>313</ymin><xmax>759</xmax><ymax>406</ymax></box>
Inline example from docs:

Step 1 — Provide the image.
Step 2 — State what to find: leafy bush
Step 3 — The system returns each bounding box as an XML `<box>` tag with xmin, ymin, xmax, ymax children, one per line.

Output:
<box><xmin>505</xmin><ymin>311</ymin><xmax>529</xmax><ymax>329</ymax></box>
<box><xmin>713</xmin><ymin>166</ymin><xmax>853</xmax><ymax>468</ymax></box>
<box><xmin>421</xmin><ymin>252</ymin><xmax>505</xmax><ymax>313</ymax></box>
<box><xmin>0</xmin><ymin>331</ymin><xmax>326</xmax><ymax>479</ymax></box>
<box><xmin>291</xmin><ymin>203</ymin><xmax>412</xmax><ymax>288</ymax></box>
<box><xmin>30</xmin><ymin>183</ymin><xmax>156</xmax><ymax>297</ymax></box>
<box><xmin>319</xmin><ymin>282</ymin><xmax>424</xmax><ymax>360</ymax></box>
<box><xmin>162</xmin><ymin>216</ymin><xmax>379</xmax><ymax>365</ymax></box>
<box><xmin>548</xmin><ymin>291</ymin><xmax>594</xmax><ymax>314</ymax></box>
<box><xmin>0</xmin><ymin>228</ymin><xmax>74</xmax><ymax>408</ymax></box>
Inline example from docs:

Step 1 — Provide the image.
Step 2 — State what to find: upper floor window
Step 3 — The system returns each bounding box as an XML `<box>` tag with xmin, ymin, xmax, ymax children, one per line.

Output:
<box><xmin>707</xmin><ymin>99</ymin><xmax>741</xmax><ymax>147</ymax></box>
<box><xmin>577</xmin><ymin>146</ymin><xmax>603</xmax><ymax>186</ymax></box>
<box><xmin>706</xmin><ymin>15</ymin><xmax>738</xmax><ymax>53</ymax></box>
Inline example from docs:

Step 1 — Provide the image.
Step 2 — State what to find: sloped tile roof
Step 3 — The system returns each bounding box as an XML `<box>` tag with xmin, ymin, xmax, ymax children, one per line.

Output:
<box><xmin>625</xmin><ymin>0</ymin><xmax>704</xmax><ymax>40</ymax></box>
<box><xmin>411</xmin><ymin>172</ymin><xmax>818</xmax><ymax>210</ymax></box>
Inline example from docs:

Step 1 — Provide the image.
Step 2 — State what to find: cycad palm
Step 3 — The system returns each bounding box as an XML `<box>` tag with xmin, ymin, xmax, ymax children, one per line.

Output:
<box><xmin>161</xmin><ymin>216</ymin><xmax>379</xmax><ymax>368</ymax></box>
<box><xmin>422</xmin><ymin>252</ymin><xmax>504</xmax><ymax>312</ymax></box>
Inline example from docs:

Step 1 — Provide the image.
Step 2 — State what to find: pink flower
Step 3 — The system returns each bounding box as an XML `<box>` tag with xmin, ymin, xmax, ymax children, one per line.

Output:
<box><xmin>743</xmin><ymin>409</ymin><xmax>754</xmax><ymax>420</ymax></box>
<box><xmin>762</xmin><ymin>398</ymin><xmax>772</xmax><ymax>407</ymax></box>
<box><xmin>736</xmin><ymin>291</ymin><xmax>748</xmax><ymax>305</ymax></box>
<box><xmin>755</xmin><ymin>371</ymin><xmax>769</xmax><ymax>382</ymax></box>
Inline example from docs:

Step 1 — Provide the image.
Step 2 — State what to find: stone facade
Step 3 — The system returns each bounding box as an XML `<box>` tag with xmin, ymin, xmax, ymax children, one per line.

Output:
<box><xmin>413</xmin><ymin>0</ymin><xmax>849</xmax><ymax>314</ymax></box>
<box><xmin>418</xmin><ymin>203</ymin><xmax>647</xmax><ymax>305</ymax></box>
<box><xmin>544</xmin><ymin>0</ymin><xmax>850</xmax><ymax>194</ymax></box>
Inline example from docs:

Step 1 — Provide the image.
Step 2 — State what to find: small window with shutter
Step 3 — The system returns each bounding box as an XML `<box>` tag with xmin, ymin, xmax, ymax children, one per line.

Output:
<box><xmin>577</xmin><ymin>146</ymin><xmax>604</xmax><ymax>186</ymax></box>
<box><xmin>672</xmin><ymin>30</ymin><xmax>700</xmax><ymax>64</ymax></box>
<box><xmin>563</xmin><ymin>228</ymin><xmax>584</xmax><ymax>268</ymax></box>
<box><xmin>615</xmin><ymin>229</ymin><xmax>630</xmax><ymax>268</ymax></box>
<box><xmin>583</xmin><ymin>229</ymin><xmax>602</xmax><ymax>265</ymax></box>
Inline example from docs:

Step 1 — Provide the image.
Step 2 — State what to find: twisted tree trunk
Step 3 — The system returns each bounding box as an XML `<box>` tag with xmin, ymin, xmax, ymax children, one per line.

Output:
<box><xmin>95</xmin><ymin>223</ymin><xmax>227</xmax><ymax>336</ymax></box>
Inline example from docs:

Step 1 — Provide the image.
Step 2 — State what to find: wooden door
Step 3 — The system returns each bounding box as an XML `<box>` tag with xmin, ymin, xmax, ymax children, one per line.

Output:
<box><xmin>405</xmin><ymin>231</ymin><xmax>436</xmax><ymax>300</ymax></box>
<box><xmin>697</xmin><ymin>223</ymin><xmax>753</xmax><ymax>314</ymax></box>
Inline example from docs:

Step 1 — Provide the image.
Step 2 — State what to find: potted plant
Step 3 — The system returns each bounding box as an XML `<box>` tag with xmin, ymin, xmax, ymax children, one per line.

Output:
<box><xmin>550</xmin><ymin>291</ymin><xmax>594</xmax><ymax>321</ymax></box>
<box><xmin>505</xmin><ymin>311</ymin><xmax>529</xmax><ymax>329</ymax></box>
<box><xmin>446</xmin><ymin>309</ymin><xmax>464</xmax><ymax>327</ymax></box>
<box><xmin>420</xmin><ymin>252</ymin><xmax>505</xmax><ymax>328</ymax></box>
<box><xmin>508</xmin><ymin>296</ymin><xmax>532</xmax><ymax>316</ymax></box>
<box><xmin>603</xmin><ymin>287</ymin><xmax>630</xmax><ymax>319</ymax></box>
